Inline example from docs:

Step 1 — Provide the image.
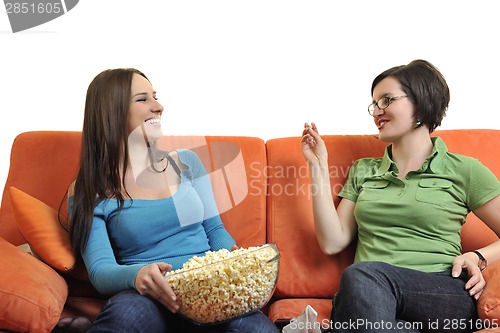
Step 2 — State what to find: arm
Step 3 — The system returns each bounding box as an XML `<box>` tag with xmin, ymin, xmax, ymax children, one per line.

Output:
<box><xmin>68</xmin><ymin>194</ymin><xmax>140</xmax><ymax>295</ymax></box>
<box><xmin>451</xmin><ymin>157</ymin><xmax>500</xmax><ymax>298</ymax></box>
<box><xmin>81</xmin><ymin>211</ymin><xmax>144</xmax><ymax>295</ymax></box>
<box><xmin>471</xmin><ymin>195</ymin><xmax>500</xmax><ymax>264</ymax></box>
<box><xmin>301</xmin><ymin>123</ymin><xmax>357</xmax><ymax>255</ymax></box>
<box><xmin>80</xmin><ymin>201</ymin><xmax>180</xmax><ymax>312</ymax></box>
<box><xmin>451</xmin><ymin>195</ymin><xmax>500</xmax><ymax>300</ymax></box>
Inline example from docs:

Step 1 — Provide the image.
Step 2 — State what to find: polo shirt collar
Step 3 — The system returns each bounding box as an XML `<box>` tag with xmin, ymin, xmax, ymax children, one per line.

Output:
<box><xmin>374</xmin><ymin>149</ymin><xmax>392</xmax><ymax>176</ymax></box>
<box><xmin>427</xmin><ymin>136</ymin><xmax>448</xmax><ymax>173</ymax></box>
<box><xmin>374</xmin><ymin>136</ymin><xmax>448</xmax><ymax>177</ymax></box>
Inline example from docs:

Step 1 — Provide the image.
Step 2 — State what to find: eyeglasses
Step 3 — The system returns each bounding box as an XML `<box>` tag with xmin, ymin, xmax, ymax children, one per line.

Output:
<box><xmin>367</xmin><ymin>95</ymin><xmax>407</xmax><ymax>116</ymax></box>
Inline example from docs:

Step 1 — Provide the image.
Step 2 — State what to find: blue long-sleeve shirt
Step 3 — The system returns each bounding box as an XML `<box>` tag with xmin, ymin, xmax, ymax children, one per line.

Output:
<box><xmin>69</xmin><ymin>149</ymin><xmax>236</xmax><ymax>295</ymax></box>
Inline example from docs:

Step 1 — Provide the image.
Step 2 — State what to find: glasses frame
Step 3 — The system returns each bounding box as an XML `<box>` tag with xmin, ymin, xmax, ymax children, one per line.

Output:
<box><xmin>368</xmin><ymin>95</ymin><xmax>407</xmax><ymax>116</ymax></box>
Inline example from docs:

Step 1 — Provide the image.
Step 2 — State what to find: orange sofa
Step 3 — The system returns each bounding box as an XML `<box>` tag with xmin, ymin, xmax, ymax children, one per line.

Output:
<box><xmin>1</xmin><ymin>130</ymin><xmax>500</xmax><ymax>333</ymax></box>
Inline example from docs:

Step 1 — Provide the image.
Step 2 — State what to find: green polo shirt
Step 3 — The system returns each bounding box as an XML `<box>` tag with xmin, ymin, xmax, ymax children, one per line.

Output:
<box><xmin>339</xmin><ymin>137</ymin><xmax>500</xmax><ymax>273</ymax></box>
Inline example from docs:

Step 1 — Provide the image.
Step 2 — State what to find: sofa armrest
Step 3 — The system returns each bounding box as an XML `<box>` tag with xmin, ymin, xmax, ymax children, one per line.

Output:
<box><xmin>478</xmin><ymin>261</ymin><xmax>500</xmax><ymax>321</ymax></box>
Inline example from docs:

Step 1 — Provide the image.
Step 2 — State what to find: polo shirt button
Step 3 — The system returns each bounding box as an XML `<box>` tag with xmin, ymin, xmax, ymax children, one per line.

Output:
<box><xmin>432</xmin><ymin>181</ymin><xmax>437</xmax><ymax>185</ymax></box>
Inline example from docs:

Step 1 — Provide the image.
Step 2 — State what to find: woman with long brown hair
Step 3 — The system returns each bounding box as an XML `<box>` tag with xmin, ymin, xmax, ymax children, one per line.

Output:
<box><xmin>69</xmin><ymin>68</ymin><xmax>279</xmax><ymax>332</ymax></box>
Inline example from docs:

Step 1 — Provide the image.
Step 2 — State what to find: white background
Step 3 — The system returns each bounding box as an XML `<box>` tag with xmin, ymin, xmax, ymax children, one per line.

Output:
<box><xmin>1</xmin><ymin>1</ymin><xmax>499</xmax><ymax>201</ymax></box>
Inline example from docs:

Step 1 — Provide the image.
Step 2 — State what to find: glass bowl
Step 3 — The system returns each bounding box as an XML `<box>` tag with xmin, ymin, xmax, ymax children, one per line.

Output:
<box><xmin>164</xmin><ymin>243</ymin><xmax>280</xmax><ymax>325</ymax></box>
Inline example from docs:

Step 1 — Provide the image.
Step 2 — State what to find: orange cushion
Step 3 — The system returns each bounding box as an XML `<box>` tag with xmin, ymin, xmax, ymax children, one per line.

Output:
<box><xmin>0</xmin><ymin>236</ymin><xmax>68</xmax><ymax>332</ymax></box>
<box><xmin>477</xmin><ymin>260</ymin><xmax>500</xmax><ymax>321</ymax></box>
<box><xmin>268</xmin><ymin>298</ymin><xmax>332</xmax><ymax>324</ymax></box>
<box><xmin>9</xmin><ymin>186</ymin><xmax>75</xmax><ymax>272</ymax></box>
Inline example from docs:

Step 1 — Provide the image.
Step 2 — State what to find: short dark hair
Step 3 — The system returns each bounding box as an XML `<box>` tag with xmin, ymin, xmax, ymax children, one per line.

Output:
<box><xmin>371</xmin><ymin>59</ymin><xmax>450</xmax><ymax>133</ymax></box>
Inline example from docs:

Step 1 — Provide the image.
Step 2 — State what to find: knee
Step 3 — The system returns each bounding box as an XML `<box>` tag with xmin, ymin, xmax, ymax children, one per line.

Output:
<box><xmin>339</xmin><ymin>262</ymin><xmax>391</xmax><ymax>294</ymax></box>
<box><xmin>228</xmin><ymin>312</ymin><xmax>279</xmax><ymax>333</ymax></box>
<box><xmin>342</xmin><ymin>261</ymin><xmax>385</xmax><ymax>281</ymax></box>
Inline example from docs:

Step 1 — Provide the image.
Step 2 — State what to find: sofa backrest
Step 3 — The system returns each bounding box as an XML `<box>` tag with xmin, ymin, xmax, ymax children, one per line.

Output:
<box><xmin>266</xmin><ymin>129</ymin><xmax>500</xmax><ymax>299</ymax></box>
<box><xmin>0</xmin><ymin>131</ymin><xmax>82</xmax><ymax>245</ymax></box>
<box><xmin>2</xmin><ymin>129</ymin><xmax>499</xmax><ymax>301</ymax></box>
<box><xmin>0</xmin><ymin>132</ymin><xmax>268</xmax><ymax>249</ymax></box>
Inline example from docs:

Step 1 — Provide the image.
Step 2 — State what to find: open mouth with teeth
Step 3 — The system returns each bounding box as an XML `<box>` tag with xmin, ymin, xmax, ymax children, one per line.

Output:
<box><xmin>145</xmin><ymin>117</ymin><xmax>161</xmax><ymax>125</ymax></box>
<box><xmin>377</xmin><ymin>119</ymin><xmax>389</xmax><ymax>130</ymax></box>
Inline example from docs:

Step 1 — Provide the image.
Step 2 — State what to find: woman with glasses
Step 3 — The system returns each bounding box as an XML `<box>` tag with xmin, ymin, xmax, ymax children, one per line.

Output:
<box><xmin>301</xmin><ymin>59</ymin><xmax>500</xmax><ymax>332</ymax></box>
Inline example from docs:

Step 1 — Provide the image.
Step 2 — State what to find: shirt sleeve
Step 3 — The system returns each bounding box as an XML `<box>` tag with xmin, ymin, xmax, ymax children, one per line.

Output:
<box><xmin>338</xmin><ymin>160</ymin><xmax>362</xmax><ymax>203</ymax></box>
<box><xmin>69</xmin><ymin>197</ymin><xmax>143</xmax><ymax>295</ymax></box>
<box><xmin>179</xmin><ymin>149</ymin><xmax>236</xmax><ymax>251</ymax></box>
<box><xmin>466</xmin><ymin>158</ymin><xmax>500</xmax><ymax>211</ymax></box>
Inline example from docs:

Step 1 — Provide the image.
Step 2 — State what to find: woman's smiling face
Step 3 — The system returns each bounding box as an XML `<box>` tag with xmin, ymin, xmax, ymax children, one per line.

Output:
<box><xmin>128</xmin><ymin>73</ymin><xmax>164</xmax><ymax>140</ymax></box>
<box><xmin>371</xmin><ymin>76</ymin><xmax>416</xmax><ymax>142</ymax></box>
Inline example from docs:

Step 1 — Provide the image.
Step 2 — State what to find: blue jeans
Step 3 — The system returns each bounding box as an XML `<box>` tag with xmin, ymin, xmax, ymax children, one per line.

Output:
<box><xmin>330</xmin><ymin>262</ymin><xmax>479</xmax><ymax>333</ymax></box>
<box><xmin>87</xmin><ymin>289</ymin><xmax>279</xmax><ymax>333</ymax></box>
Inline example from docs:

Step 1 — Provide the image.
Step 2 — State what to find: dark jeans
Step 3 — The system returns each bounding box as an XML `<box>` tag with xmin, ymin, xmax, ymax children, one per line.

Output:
<box><xmin>87</xmin><ymin>289</ymin><xmax>279</xmax><ymax>333</ymax></box>
<box><xmin>330</xmin><ymin>262</ymin><xmax>479</xmax><ymax>333</ymax></box>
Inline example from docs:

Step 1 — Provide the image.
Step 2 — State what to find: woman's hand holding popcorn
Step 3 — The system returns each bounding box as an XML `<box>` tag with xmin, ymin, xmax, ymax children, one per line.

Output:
<box><xmin>165</xmin><ymin>244</ymin><xmax>279</xmax><ymax>324</ymax></box>
<box><xmin>135</xmin><ymin>262</ymin><xmax>179</xmax><ymax>313</ymax></box>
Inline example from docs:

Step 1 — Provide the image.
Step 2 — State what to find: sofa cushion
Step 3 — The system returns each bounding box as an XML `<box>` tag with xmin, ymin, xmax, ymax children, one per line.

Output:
<box><xmin>0</xmin><ymin>236</ymin><xmax>68</xmax><ymax>332</ymax></box>
<box><xmin>478</xmin><ymin>260</ymin><xmax>500</xmax><ymax>321</ymax></box>
<box><xmin>268</xmin><ymin>298</ymin><xmax>332</xmax><ymax>327</ymax></box>
<box><xmin>9</xmin><ymin>186</ymin><xmax>75</xmax><ymax>272</ymax></box>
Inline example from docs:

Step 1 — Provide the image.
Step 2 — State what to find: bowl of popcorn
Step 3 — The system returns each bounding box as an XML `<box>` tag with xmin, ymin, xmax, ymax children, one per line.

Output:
<box><xmin>164</xmin><ymin>243</ymin><xmax>280</xmax><ymax>325</ymax></box>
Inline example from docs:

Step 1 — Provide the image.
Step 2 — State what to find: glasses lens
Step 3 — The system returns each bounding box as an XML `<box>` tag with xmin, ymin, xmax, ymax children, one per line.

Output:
<box><xmin>368</xmin><ymin>104</ymin><xmax>375</xmax><ymax>114</ymax></box>
<box><xmin>378</xmin><ymin>97</ymin><xmax>390</xmax><ymax>109</ymax></box>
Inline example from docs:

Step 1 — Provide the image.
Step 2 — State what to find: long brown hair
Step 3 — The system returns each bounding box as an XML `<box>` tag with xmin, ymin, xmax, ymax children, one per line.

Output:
<box><xmin>70</xmin><ymin>68</ymin><xmax>149</xmax><ymax>254</ymax></box>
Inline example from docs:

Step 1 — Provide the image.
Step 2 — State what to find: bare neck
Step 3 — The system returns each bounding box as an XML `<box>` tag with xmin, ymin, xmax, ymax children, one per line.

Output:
<box><xmin>391</xmin><ymin>130</ymin><xmax>433</xmax><ymax>179</ymax></box>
